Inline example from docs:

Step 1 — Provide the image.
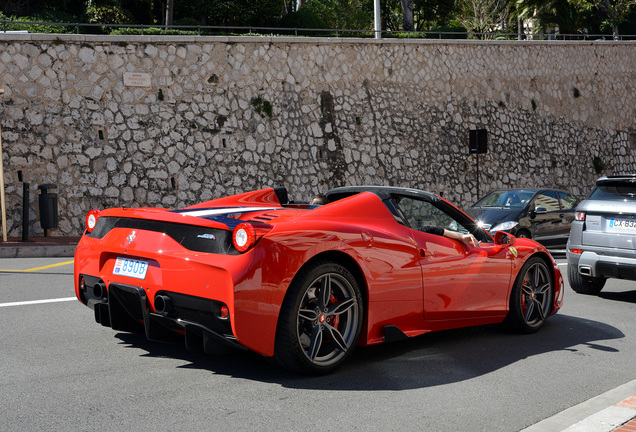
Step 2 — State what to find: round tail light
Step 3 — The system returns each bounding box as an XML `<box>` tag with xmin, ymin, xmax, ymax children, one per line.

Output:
<box><xmin>85</xmin><ymin>210</ymin><xmax>101</xmax><ymax>233</ymax></box>
<box><xmin>232</xmin><ymin>223</ymin><xmax>256</xmax><ymax>253</ymax></box>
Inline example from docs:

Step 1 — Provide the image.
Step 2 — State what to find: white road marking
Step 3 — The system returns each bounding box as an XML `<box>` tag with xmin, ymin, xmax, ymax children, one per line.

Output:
<box><xmin>0</xmin><ymin>297</ymin><xmax>76</xmax><ymax>308</ymax></box>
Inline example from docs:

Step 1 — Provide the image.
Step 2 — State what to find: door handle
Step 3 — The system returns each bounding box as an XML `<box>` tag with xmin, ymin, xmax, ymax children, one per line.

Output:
<box><xmin>419</xmin><ymin>248</ymin><xmax>426</xmax><ymax>258</ymax></box>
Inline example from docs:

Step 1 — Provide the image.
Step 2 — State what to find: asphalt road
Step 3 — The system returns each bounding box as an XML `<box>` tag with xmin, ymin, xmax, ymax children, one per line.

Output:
<box><xmin>1</xmin><ymin>257</ymin><xmax>635</xmax><ymax>431</ymax></box>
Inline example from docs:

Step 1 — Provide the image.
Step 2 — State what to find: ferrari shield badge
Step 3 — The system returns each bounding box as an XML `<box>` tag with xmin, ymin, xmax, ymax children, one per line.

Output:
<box><xmin>509</xmin><ymin>246</ymin><xmax>518</xmax><ymax>257</ymax></box>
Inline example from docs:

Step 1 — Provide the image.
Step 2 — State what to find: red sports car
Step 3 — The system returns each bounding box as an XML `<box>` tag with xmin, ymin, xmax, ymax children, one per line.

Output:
<box><xmin>74</xmin><ymin>186</ymin><xmax>563</xmax><ymax>374</ymax></box>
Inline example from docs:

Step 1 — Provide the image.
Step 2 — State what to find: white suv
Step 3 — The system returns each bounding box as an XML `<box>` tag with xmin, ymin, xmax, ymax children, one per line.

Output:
<box><xmin>567</xmin><ymin>174</ymin><xmax>636</xmax><ymax>294</ymax></box>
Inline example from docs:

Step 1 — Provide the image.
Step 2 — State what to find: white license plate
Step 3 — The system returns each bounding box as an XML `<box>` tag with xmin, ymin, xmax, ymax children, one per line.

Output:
<box><xmin>113</xmin><ymin>257</ymin><xmax>149</xmax><ymax>279</ymax></box>
<box><xmin>608</xmin><ymin>218</ymin><xmax>636</xmax><ymax>232</ymax></box>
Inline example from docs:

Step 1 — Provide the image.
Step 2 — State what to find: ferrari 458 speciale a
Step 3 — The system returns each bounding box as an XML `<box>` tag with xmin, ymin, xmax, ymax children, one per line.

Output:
<box><xmin>74</xmin><ymin>186</ymin><xmax>563</xmax><ymax>374</ymax></box>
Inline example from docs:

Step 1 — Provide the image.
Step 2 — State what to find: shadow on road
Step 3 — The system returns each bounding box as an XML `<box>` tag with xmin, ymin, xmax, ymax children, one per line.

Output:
<box><xmin>599</xmin><ymin>289</ymin><xmax>636</xmax><ymax>304</ymax></box>
<box><xmin>114</xmin><ymin>313</ymin><xmax>623</xmax><ymax>390</ymax></box>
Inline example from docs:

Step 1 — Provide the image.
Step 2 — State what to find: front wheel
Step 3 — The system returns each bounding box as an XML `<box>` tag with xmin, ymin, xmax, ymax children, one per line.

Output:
<box><xmin>274</xmin><ymin>261</ymin><xmax>363</xmax><ymax>375</ymax></box>
<box><xmin>505</xmin><ymin>256</ymin><xmax>553</xmax><ymax>333</ymax></box>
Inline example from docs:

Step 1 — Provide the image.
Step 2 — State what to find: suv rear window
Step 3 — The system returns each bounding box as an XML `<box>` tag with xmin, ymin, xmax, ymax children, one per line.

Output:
<box><xmin>589</xmin><ymin>183</ymin><xmax>636</xmax><ymax>201</ymax></box>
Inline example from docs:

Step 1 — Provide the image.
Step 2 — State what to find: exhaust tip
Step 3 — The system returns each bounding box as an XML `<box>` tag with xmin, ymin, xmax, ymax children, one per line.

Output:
<box><xmin>93</xmin><ymin>282</ymin><xmax>107</xmax><ymax>299</ymax></box>
<box><xmin>154</xmin><ymin>295</ymin><xmax>174</xmax><ymax>315</ymax></box>
<box><xmin>579</xmin><ymin>265</ymin><xmax>592</xmax><ymax>276</ymax></box>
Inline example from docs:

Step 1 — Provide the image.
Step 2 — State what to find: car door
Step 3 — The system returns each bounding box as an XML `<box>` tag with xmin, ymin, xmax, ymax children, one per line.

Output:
<box><xmin>394</xmin><ymin>196</ymin><xmax>512</xmax><ymax>321</ymax></box>
<box><xmin>557</xmin><ymin>192</ymin><xmax>578</xmax><ymax>243</ymax></box>
<box><xmin>528</xmin><ymin>191</ymin><xmax>563</xmax><ymax>245</ymax></box>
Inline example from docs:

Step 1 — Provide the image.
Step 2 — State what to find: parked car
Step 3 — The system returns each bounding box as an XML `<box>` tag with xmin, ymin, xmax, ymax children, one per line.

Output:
<box><xmin>74</xmin><ymin>186</ymin><xmax>563</xmax><ymax>374</ymax></box>
<box><xmin>567</xmin><ymin>174</ymin><xmax>636</xmax><ymax>294</ymax></box>
<box><xmin>466</xmin><ymin>189</ymin><xmax>579</xmax><ymax>248</ymax></box>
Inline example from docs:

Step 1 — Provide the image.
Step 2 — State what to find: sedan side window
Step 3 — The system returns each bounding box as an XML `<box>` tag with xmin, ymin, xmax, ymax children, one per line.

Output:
<box><xmin>559</xmin><ymin>193</ymin><xmax>578</xmax><ymax>210</ymax></box>
<box><xmin>533</xmin><ymin>192</ymin><xmax>560</xmax><ymax>212</ymax></box>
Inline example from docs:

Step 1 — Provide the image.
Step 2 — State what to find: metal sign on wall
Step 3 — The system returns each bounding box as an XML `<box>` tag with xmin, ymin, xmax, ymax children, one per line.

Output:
<box><xmin>123</xmin><ymin>72</ymin><xmax>152</xmax><ymax>87</ymax></box>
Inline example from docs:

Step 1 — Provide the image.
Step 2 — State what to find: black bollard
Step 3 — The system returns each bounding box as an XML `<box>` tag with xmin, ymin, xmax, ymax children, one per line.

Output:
<box><xmin>22</xmin><ymin>182</ymin><xmax>29</xmax><ymax>242</ymax></box>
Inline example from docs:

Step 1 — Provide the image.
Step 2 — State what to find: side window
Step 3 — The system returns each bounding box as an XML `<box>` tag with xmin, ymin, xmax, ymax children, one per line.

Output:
<box><xmin>396</xmin><ymin>197</ymin><xmax>469</xmax><ymax>234</ymax></box>
<box><xmin>533</xmin><ymin>191</ymin><xmax>560</xmax><ymax>212</ymax></box>
<box><xmin>559</xmin><ymin>193</ymin><xmax>578</xmax><ymax>210</ymax></box>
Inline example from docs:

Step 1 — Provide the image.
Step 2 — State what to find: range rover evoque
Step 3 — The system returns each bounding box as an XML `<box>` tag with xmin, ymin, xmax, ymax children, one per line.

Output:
<box><xmin>567</xmin><ymin>174</ymin><xmax>636</xmax><ymax>294</ymax></box>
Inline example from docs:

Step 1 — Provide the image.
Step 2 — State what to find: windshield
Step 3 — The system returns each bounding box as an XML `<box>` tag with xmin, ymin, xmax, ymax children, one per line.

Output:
<box><xmin>589</xmin><ymin>184</ymin><xmax>636</xmax><ymax>201</ymax></box>
<box><xmin>472</xmin><ymin>190</ymin><xmax>535</xmax><ymax>208</ymax></box>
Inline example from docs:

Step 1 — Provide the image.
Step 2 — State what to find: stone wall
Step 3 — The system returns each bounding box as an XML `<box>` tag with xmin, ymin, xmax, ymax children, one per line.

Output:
<box><xmin>0</xmin><ymin>34</ymin><xmax>635</xmax><ymax>238</ymax></box>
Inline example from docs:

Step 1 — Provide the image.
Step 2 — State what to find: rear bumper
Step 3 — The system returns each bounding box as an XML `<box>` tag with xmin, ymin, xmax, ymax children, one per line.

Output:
<box><xmin>80</xmin><ymin>276</ymin><xmax>245</xmax><ymax>352</ymax></box>
<box><xmin>568</xmin><ymin>250</ymin><xmax>636</xmax><ymax>280</ymax></box>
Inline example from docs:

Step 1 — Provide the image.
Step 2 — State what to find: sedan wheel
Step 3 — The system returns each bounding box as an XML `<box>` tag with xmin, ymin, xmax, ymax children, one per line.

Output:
<box><xmin>275</xmin><ymin>261</ymin><xmax>363</xmax><ymax>374</ymax></box>
<box><xmin>505</xmin><ymin>256</ymin><xmax>553</xmax><ymax>333</ymax></box>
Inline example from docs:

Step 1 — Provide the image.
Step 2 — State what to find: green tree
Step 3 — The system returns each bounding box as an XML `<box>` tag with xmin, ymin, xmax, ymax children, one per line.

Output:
<box><xmin>517</xmin><ymin>0</ymin><xmax>598</xmax><ymax>35</ymax></box>
<box><xmin>401</xmin><ymin>0</ymin><xmax>414</xmax><ymax>30</ymax></box>
<box><xmin>279</xmin><ymin>0</ymin><xmax>373</xmax><ymax>31</ymax></box>
<box><xmin>85</xmin><ymin>0</ymin><xmax>134</xmax><ymax>32</ymax></box>
<box><xmin>415</xmin><ymin>0</ymin><xmax>459</xmax><ymax>29</ymax></box>
<box><xmin>182</xmin><ymin>0</ymin><xmax>284</xmax><ymax>27</ymax></box>
<box><xmin>457</xmin><ymin>0</ymin><xmax>515</xmax><ymax>37</ymax></box>
<box><xmin>572</xmin><ymin>0</ymin><xmax>636</xmax><ymax>36</ymax></box>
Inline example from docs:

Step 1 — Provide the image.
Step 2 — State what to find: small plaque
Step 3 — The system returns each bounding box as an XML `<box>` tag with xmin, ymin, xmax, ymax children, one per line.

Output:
<box><xmin>123</xmin><ymin>72</ymin><xmax>152</xmax><ymax>87</ymax></box>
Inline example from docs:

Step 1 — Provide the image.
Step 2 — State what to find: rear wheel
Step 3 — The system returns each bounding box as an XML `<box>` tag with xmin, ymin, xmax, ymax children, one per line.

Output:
<box><xmin>568</xmin><ymin>264</ymin><xmax>606</xmax><ymax>295</ymax></box>
<box><xmin>505</xmin><ymin>256</ymin><xmax>553</xmax><ymax>333</ymax></box>
<box><xmin>274</xmin><ymin>261</ymin><xmax>363</xmax><ymax>375</ymax></box>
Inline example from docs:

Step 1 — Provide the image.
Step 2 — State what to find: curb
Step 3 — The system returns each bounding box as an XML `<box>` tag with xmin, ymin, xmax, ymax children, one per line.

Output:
<box><xmin>0</xmin><ymin>244</ymin><xmax>76</xmax><ymax>258</ymax></box>
<box><xmin>0</xmin><ymin>237</ymin><xmax>79</xmax><ymax>258</ymax></box>
<box><xmin>522</xmin><ymin>380</ymin><xmax>636</xmax><ymax>432</ymax></box>
<box><xmin>563</xmin><ymin>396</ymin><xmax>636</xmax><ymax>432</ymax></box>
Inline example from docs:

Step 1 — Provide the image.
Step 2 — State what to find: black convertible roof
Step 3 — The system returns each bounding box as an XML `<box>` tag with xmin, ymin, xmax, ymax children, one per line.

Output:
<box><xmin>324</xmin><ymin>186</ymin><xmax>441</xmax><ymax>203</ymax></box>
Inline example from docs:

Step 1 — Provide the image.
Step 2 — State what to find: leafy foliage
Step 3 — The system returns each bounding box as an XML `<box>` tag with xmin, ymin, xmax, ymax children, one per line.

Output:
<box><xmin>279</xmin><ymin>0</ymin><xmax>374</xmax><ymax>32</ymax></box>
<box><xmin>0</xmin><ymin>10</ymin><xmax>77</xmax><ymax>33</ymax></box>
<box><xmin>416</xmin><ymin>0</ymin><xmax>459</xmax><ymax>29</ymax></box>
<box><xmin>173</xmin><ymin>0</ymin><xmax>285</xmax><ymax>28</ymax></box>
<box><xmin>109</xmin><ymin>27</ymin><xmax>198</xmax><ymax>35</ymax></box>
<box><xmin>0</xmin><ymin>0</ymin><xmax>634</xmax><ymax>36</ymax></box>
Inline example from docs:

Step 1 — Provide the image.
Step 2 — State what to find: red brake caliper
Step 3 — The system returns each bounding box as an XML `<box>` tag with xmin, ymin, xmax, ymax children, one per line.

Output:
<box><xmin>522</xmin><ymin>275</ymin><xmax>529</xmax><ymax>314</ymax></box>
<box><xmin>328</xmin><ymin>294</ymin><xmax>340</xmax><ymax>330</ymax></box>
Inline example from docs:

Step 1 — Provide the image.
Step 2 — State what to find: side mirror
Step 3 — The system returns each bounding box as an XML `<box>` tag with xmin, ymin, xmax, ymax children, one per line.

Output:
<box><xmin>494</xmin><ymin>231</ymin><xmax>516</xmax><ymax>246</ymax></box>
<box><xmin>534</xmin><ymin>206</ymin><xmax>548</xmax><ymax>214</ymax></box>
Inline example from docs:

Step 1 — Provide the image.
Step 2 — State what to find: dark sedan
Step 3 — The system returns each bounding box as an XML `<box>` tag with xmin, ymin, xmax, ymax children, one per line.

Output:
<box><xmin>466</xmin><ymin>189</ymin><xmax>578</xmax><ymax>248</ymax></box>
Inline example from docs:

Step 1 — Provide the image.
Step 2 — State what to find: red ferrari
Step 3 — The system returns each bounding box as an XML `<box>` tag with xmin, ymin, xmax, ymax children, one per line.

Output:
<box><xmin>74</xmin><ymin>186</ymin><xmax>563</xmax><ymax>374</ymax></box>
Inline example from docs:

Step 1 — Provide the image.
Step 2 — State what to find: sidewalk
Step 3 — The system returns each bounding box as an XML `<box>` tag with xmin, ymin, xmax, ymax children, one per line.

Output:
<box><xmin>0</xmin><ymin>236</ymin><xmax>80</xmax><ymax>258</ymax></box>
<box><xmin>521</xmin><ymin>380</ymin><xmax>636</xmax><ymax>432</ymax></box>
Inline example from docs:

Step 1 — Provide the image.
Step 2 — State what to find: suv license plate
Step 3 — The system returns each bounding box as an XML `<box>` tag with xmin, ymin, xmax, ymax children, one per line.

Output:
<box><xmin>608</xmin><ymin>218</ymin><xmax>636</xmax><ymax>232</ymax></box>
<box><xmin>113</xmin><ymin>257</ymin><xmax>149</xmax><ymax>279</ymax></box>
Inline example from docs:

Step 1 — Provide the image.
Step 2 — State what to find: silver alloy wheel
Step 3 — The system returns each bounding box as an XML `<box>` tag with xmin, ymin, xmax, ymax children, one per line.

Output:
<box><xmin>295</xmin><ymin>272</ymin><xmax>360</xmax><ymax>367</ymax></box>
<box><xmin>519</xmin><ymin>261</ymin><xmax>552</xmax><ymax>326</ymax></box>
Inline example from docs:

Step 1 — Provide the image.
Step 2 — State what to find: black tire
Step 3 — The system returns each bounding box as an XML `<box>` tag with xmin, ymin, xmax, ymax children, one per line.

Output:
<box><xmin>505</xmin><ymin>256</ymin><xmax>553</xmax><ymax>333</ymax></box>
<box><xmin>515</xmin><ymin>229</ymin><xmax>531</xmax><ymax>239</ymax></box>
<box><xmin>568</xmin><ymin>264</ymin><xmax>606</xmax><ymax>295</ymax></box>
<box><xmin>274</xmin><ymin>261</ymin><xmax>363</xmax><ymax>375</ymax></box>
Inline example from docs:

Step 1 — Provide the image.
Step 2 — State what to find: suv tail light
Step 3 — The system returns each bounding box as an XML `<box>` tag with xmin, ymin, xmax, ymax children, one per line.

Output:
<box><xmin>575</xmin><ymin>211</ymin><xmax>586</xmax><ymax>221</ymax></box>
